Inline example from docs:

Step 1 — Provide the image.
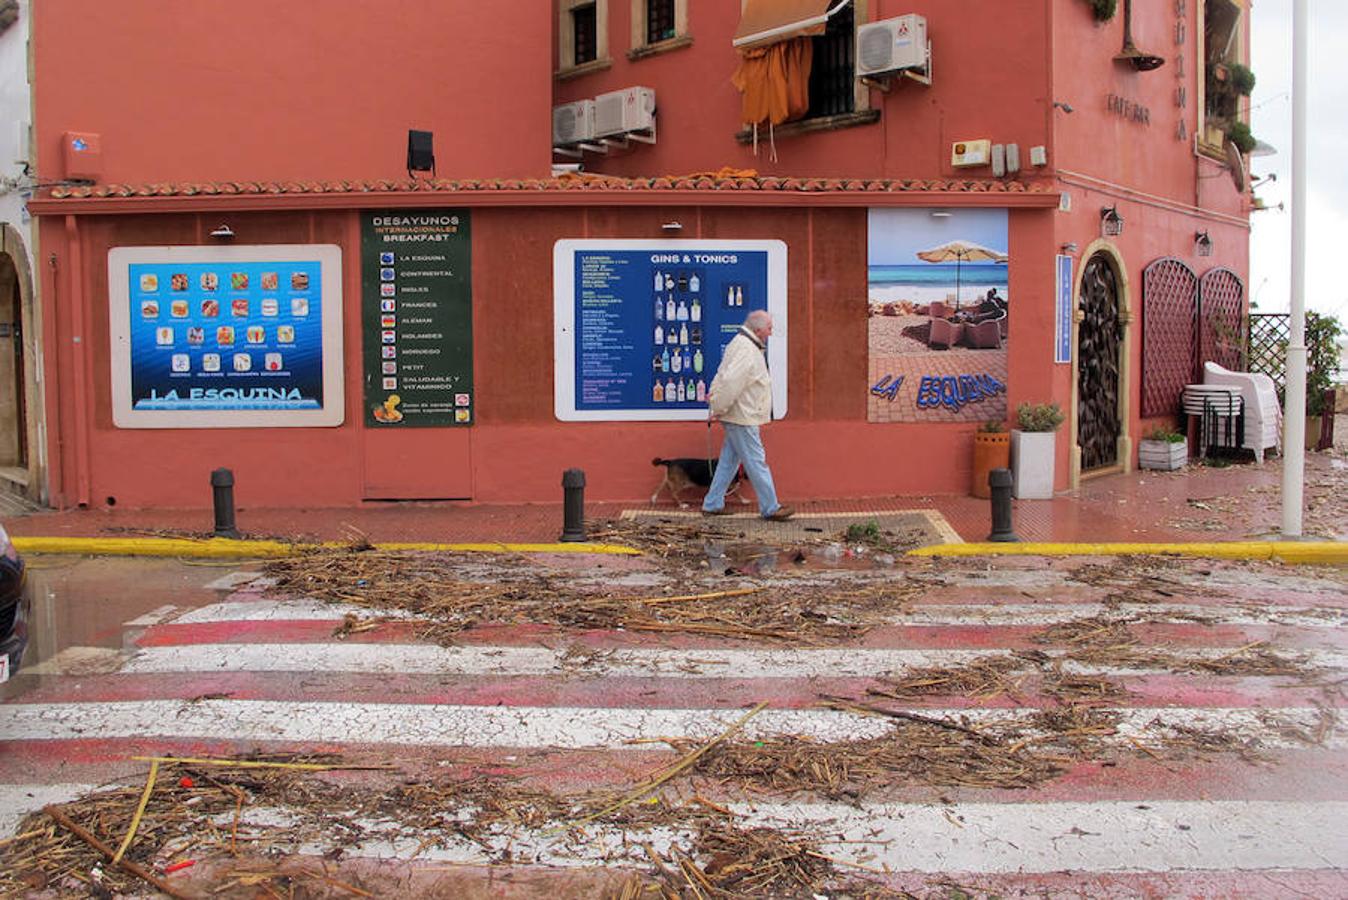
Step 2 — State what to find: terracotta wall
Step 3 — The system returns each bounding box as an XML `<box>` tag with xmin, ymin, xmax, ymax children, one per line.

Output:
<box><xmin>38</xmin><ymin>202</ymin><xmax>1059</xmax><ymax>509</ymax></box>
<box><xmin>31</xmin><ymin>2</ymin><xmax>553</xmax><ymax>184</ymax></box>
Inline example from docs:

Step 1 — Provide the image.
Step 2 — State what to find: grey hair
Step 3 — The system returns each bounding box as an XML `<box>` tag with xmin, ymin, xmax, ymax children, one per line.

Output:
<box><xmin>744</xmin><ymin>309</ymin><xmax>772</xmax><ymax>330</ymax></box>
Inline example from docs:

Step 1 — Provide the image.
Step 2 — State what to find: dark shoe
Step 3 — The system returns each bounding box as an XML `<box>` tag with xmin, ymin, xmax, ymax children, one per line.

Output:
<box><xmin>702</xmin><ymin>507</ymin><xmax>732</xmax><ymax>516</ymax></box>
<box><xmin>764</xmin><ymin>506</ymin><xmax>795</xmax><ymax>521</ymax></box>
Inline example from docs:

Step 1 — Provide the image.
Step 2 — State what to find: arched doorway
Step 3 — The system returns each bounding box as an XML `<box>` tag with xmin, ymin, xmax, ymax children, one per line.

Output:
<box><xmin>0</xmin><ymin>223</ymin><xmax>41</xmax><ymax>505</ymax></box>
<box><xmin>1076</xmin><ymin>251</ymin><xmax>1125</xmax><ymax>474</ymax></box>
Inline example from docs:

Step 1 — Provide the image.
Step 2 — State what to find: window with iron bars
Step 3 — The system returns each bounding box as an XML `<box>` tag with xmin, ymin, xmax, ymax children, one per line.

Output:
<box><xmin>807</xmin><ymin>0</ymin><xmax>855</xmax><ymax>119</ymax></box>
<box><xmin>572</xmin><ymin>3</ymin><xmax>598</xmax><ymax>66</ymax></box>
<box><xmin>645</xmin><ymin>0</ymin><xmax>676</xmax><ymax>44</ymax></box>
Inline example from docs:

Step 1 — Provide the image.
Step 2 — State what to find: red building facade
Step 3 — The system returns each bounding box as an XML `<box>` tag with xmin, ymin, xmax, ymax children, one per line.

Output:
<box><xmin>24</xmin><ymin>0</ymin><xmax>1252</xmax><ymax>509</ymax></box>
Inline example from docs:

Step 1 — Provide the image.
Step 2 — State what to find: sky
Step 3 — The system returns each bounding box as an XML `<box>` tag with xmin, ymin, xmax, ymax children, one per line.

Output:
<box><xmin>866</xmin><ymin>208</ymin><xmax>1009</xmax><ymax>266</ymax></box>
<box><xmin>1248</xmin><ymin>1</ymin><xmax>1348</xmax><ymax>325</ymax></box>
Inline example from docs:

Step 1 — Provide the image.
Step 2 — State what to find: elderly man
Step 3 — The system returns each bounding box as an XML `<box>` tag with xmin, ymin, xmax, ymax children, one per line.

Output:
<box><xmin>702</xmin><ymin>309</ymin><xmax>794</xmax><ymax>521</ymax></box>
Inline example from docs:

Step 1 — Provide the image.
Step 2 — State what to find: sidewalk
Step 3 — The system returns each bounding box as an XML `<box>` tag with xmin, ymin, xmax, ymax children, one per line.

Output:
<box><xmin>5</xmin><ymin>444</ymin><xmax>1345</xmax><ymax>547</ymax></box>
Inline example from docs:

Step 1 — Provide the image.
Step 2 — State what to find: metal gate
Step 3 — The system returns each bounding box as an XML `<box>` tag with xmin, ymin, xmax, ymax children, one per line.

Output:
<box><xmin>1077</xmin><ymin>253</ymin><xmax>1123</xmax><ymax>471</ymax></box>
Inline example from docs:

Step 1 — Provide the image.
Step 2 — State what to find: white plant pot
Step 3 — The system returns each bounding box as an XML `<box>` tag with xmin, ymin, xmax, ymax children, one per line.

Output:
<box><xmin>1138</xmin><ymin>439</ymin><xmax>1188</xmax><ymax>471</ymax></box>
<box><xmin>1010</xmin><ymin>430</ymin><xmax>1056</xmax><ymax>499</ymax></box>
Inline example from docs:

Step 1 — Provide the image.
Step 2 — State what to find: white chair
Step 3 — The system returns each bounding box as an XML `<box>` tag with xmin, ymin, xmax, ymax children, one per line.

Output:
<box><xmin>1203</xmin><ymin>361</ymin><xmax>1283</xmax><ymax>463</ymax></box>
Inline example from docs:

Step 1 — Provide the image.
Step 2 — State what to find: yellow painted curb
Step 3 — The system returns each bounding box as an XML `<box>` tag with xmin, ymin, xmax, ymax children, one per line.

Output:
<box><xmin>908</xmin><ymin>541</ymin><xmax>1348</xmax><ymax>565</ymax></box>
<box><xmin>11</xmin><ymin>537</ymin><xmax>641</xmax><ymax>559</ymax></box>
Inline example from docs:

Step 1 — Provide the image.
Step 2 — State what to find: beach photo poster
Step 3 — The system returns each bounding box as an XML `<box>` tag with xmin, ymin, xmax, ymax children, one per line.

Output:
<box><xmin>867</xmin><ymin>208</ymin><xmax>1010</xmax><ymax>424</ymax></box>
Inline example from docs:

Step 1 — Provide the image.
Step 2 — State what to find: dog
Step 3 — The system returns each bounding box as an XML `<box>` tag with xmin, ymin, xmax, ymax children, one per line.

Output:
<box><xmin>651</xmin><ymin>457</ymin><xmax>749</xmax><ymax>507</ymax></box>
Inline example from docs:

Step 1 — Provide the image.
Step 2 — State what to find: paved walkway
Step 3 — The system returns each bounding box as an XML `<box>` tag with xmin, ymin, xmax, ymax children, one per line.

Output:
<box><xmin>4</xmin><ymin>444</ymin><xmax>1345</xmax><ymax>546</ymax></box>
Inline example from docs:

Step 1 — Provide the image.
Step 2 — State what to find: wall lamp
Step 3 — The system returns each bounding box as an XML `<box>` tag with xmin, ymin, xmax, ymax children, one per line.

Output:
<box><xmin>661</xmin><ymin>221</ymin><xmax>683</xmax><ymax>232</ymax></box>
<box><xmin>1194</xmin><ymin>230</ymin><xmax>1213</xmax><ymax>257</ymax></box>
<box><xmin>209</xmin><ymin>224</ymin><xmax>235</xmax><ymax>240</ymax></box>
<box><xmin>930</xmin><ymin>209</ymin><xmax>953</xmax><ymax>218</ymax></box>
<box><xmin>1052</xmin><ymin>101</ymin><xmax>1074</xmax><ymax>114</ymax></box>
<box><xmin>1060</xmin><ymin>242</ymin><xmax>1079</xmax><ymax>255</ymax></box>
<box><xmin>1099</xmin><ymin>205</ymin><xmax>1124</xmax><ymax>237</ymax></box>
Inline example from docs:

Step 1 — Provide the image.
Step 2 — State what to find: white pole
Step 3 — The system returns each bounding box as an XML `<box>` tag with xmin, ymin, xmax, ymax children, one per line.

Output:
<box><xmin>1281</xmin><ymin>0</ymin><xmax>1308</xmax><ymax>538</ymax></box>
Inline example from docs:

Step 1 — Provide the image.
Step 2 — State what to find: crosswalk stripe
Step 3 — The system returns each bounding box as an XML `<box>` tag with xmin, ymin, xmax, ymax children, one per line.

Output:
<box><xmin>0</xmin><ymin>700</ymin><xmax>1340</xmax><ymax>750</ymax></box>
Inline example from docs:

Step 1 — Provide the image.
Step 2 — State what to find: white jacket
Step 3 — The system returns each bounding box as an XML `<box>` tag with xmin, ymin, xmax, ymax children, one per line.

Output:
<box><xmin>708</xmin><ymin>327</ymin><xmax>772</xmax><ymax>426</ymax></box>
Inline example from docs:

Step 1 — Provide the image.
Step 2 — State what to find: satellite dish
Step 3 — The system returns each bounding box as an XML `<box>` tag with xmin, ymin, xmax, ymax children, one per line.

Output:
<box><xmin>1224</xmin><ymin>140</ymin><xmax>1247</xmax><ymax>192</ymax></box>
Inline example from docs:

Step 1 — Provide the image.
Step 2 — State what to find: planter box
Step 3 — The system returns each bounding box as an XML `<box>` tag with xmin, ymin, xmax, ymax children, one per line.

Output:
<box><xmin>1010</xmin><ymin>430</ymin><xmax>1056</xmax><ymax>499</ymax></box>
<box><xmin>1138</xmin><ymin>439</ymin><xmax>1188</xmax><ymax>471</ymax></box>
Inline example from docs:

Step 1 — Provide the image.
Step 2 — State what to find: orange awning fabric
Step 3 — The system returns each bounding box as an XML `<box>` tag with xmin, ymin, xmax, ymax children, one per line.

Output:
<box><xmin>732</xmin><ymin>38</ymin><xmax>814</xmax><ymax>126</ymax></box>
<box><xmin>733</xmin><ymin>0</ymin><xmax>836</xmax><ymax>50</ymax></box>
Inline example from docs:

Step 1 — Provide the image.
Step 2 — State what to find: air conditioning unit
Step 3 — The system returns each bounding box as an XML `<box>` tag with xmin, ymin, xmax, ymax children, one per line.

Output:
<box><xmin>553</xmin><ymin>100</ymin><xmax>596</xmax><ymax>145</ymax></box>
<box><xmin>856</xmin><ymin>14</ymin><xmax>928</xmax><ymax>77</ymax></box>
<box><xmin>593</xmin><ymin>86</ymin><xmax>656</xmax><ymax>138</ymax></box>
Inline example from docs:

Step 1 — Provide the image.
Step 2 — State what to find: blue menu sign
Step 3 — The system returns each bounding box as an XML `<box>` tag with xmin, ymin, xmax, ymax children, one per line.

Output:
<box><xmin>1055</xmin><ymin>254</ymin><xmax>1074</xmax><ymax>364</ymax></box>
<box><xmin>553</xmin><ymin>240</ymin><xmax>788</xmax><ymax>421</ymax></box>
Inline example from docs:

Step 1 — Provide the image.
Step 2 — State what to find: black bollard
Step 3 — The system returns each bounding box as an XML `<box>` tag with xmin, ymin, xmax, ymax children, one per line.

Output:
<box><xmin>986</xmin><ymin>467</ymin><xmax>1019</xmax><ymax>543</ymax></box>
<box><xmin>211</xmin><ymin>468</ymin><xmax>241</xmax><ymax>539</ymax></box>
<box><xmin>560</xmin><ymin>468</ymin><xmax>587</xmax><ymax>542</ymax></box>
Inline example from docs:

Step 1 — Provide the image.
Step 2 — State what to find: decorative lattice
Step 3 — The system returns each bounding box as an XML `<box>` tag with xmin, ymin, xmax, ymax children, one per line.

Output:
<box><xmin>1198</xmin><ymin>268</ymin><xmax>1245</xmax><ymax>373</ymax></box>
<box><xmin>1247</xmin><ymin>312</ymin><xmax>1290</xmax><ymax>394</ymax></box>
<box><xmin>1141</xmin><ymin>258</ymin><xmax>1199</xmax><ymax>417</ymax></box>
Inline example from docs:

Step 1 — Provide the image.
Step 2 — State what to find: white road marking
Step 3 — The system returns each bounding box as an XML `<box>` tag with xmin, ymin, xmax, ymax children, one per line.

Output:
<box><xmin>123</xmin><ymin>605</ymin><xmax>178</xmax><ymax>627</ymax></box>
<box><xmin>0</xmin><ymin>784</ymin><xmax>98</xmax><ymax>838</ymax></box>
<box><xmin>162</xmin><ymin>598</ymin><xmax>1346</xmax><ymax>628</ymax></box>
<box><xmin>0</xmin><ymin>701</ymin><xmax>1339</xmax><ymax>750</ymax></box>
<box><xmin>113</xmin><ymin>642</ymin><xmax>1348</xmax><ymax>679</ymax></box>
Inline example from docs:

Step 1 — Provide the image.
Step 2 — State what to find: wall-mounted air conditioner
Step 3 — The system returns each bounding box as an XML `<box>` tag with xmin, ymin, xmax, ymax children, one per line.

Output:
<box><xmin>593</xmin><ymin>86</ymin><xmax>656</xmax><ymax>138</ymax></box>
<box><xmin>856</xmin><ymin>14</ymin><xmax>928</xmax><ymax>78</ymax></box>
<box><xmin>553</xmin><ymin>100</ymin><xmax>597</xmax><ymax>145</ymax></box>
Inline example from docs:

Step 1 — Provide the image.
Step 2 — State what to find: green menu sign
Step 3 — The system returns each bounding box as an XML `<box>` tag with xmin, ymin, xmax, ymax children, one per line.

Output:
<box><xmin>361</xmin><ymin>210</ymin><xmax>473</xmax><ymax>427</ymax></box>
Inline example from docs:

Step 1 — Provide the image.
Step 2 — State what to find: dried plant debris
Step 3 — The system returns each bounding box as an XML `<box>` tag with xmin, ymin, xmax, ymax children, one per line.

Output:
<box><xmin>262</xmin><ymin>548</ymin><xmax>924</xmax><ymax>644</ymax></box>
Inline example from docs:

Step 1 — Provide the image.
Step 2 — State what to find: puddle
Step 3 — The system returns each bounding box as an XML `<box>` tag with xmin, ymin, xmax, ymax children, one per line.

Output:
<box><xmin>704</xmin><ymin>541</ymin><xmax>893</xmax><ymax>575</ymax></box>
<box><xmin>2</xmin><ymin>557</ymin><xmax>263</xmax><ymax>699</ymax></box>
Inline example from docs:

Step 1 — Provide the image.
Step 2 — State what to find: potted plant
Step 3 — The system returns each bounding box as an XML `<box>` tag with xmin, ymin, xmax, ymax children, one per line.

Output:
<box><xmin>1011</xmin><ymin>402</ymin><xmax>1064</xmax><ymax>499</ymax></box>
<box><xmin>1138</xmin><ymin>427</ymin><xmax>1188</xmax><ymax>471</ymax></box>
<box><xmin>1305</xmin><ymin>311</ymin><xmax>1343</xmax><ymax>450</ymax></box>
<box><xmin>971</xmin><ymin>420</ymin><xmax>1010</xmax><ymax>499</ymax></box>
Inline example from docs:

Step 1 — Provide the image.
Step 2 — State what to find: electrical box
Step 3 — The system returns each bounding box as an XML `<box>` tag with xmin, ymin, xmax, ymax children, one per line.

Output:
<box><xmin>552</xmin><ymin>101</ymin><xmax>597</xmax><ymax>145</ymax></box>
<box><xmin>1006</xmin><ymin>143</ymin><xmax>1021</xmax><ymax>173</ymax></box>
<box><xmin>991</xmin><ymin>144</ymin><xmax>1006</xmax><ymax>177</ymax></box>
<box><xmin>950</xmin><ymin>139</ymin><xmax>991</xmax><ymax>168</ymax></box>
<box><xmin>1030</xmin><ymin>145</ymin><xmax>1048</xmax><ymax>166</ymax></box>
<box><xmin>62</xmin><ymin>131</ymin><xmax>102</xmax><ymax>181</ymax></box>
<box><xmin>856</xmin><ymin>14</ymin><xmax>928</xmax><ymax>77</ymax></box>
<box><xmin>593</xmin><ymin>86</ymin><xmax>656</xmax><ymax>138</ymax></box>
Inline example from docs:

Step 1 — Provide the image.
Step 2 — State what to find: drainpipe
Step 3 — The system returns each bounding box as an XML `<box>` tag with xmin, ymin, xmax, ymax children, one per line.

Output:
<box><xmin>1281</xmin><ymin>0</ymin><xmax>1307</xmax><ymax>538</ymax></box>
<box><xmin>64</xmin><ymin>215</ymin><xmax>91</xmax><ymax>507</ymax></box>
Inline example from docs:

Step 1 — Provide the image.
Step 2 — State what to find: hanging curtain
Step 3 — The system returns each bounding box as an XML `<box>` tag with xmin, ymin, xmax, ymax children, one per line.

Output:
<box><xmin>731</xmin><ymin>37</ymin><xmax>814</xmax><ymax>127</ymax></box>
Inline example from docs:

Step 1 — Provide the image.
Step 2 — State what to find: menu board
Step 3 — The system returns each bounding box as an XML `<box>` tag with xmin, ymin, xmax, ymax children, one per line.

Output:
<box><xmin>108</xmin><ymin>245</ymin><xmax>344</xmax><ymax>428</ymax></box>
<box><xmin>361</xmin><ymin>211</ymin><xmax>473</xmax><ymax>427</ymax></box>
<box><xmin>553</xmin><ymin>240</ymin><xmax>787</xmax><ymax>422</ymax></box>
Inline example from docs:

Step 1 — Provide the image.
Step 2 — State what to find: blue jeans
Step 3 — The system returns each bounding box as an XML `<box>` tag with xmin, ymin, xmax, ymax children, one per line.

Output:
<box><xmin>702</xmin><ymin>422</ymin><xmax>781</xmax><ymax>517</ymax></box>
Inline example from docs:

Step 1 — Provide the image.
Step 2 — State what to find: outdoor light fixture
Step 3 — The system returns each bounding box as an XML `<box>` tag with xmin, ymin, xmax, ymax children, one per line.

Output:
<box><xmin>930</xmin><ymin>210</ymin><xmax>953</xmax><ymax>218</ymax></box>
<box><xmin>1060</xmin><ymin>242</ymin><xmax>1079</xmax><ymax>255</ymax></box>
<box><xmin>1195</xmin><ymin>230</ymin><xmax>1213</xmax><ymax>257</ymax></box>
<box><xmin>407</xmin><ymin>129</ymin><xmax>435</xmax><ymax>179</ymax></box>
<box><xmin>661</xmin><ymin>221</ymin><xmax>683</xmax><ymax>232</ymax></box>
<box><xmin>1114</xmin><ymin>0</ymin><xmax>1165</xmax><ymax>71</ymax></box>
<box><xmin>1052</xmin><ymin>101</ymin><xmax>1074</xmax><ymax>114</ymax></box>
<box><xmin>209</xmin><ymin>224</ymin><xmax>235</xmax><ymax>240</ymax></box>
<box><xmin>1099</xmin><ymin>206</ymin><xmax>1124</xmax><ymax>237</ymax></box>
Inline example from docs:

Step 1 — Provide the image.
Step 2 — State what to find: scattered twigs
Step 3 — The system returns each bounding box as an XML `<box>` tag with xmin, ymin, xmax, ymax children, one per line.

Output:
<box><xmin>821</xmin><ymin>696</ymin><xmax>994</xmax><ymax>743</ymax></box>
<box><xmin>43</xmin><ymin>804</ymin><xmax>192</xmax><ymax>900</ymax></box>
<box><xmin>110</xmin><ymin>759</ymin><xmax>158</xmax><ymax>866</ymax></box>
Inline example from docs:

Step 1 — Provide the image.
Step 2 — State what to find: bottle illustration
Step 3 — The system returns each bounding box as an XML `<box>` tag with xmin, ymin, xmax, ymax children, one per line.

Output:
<box><xmin>679</xmin><ymin>322</ymin><xmax>689</xmax><ymax>345</ymax></box>
<box><xmin>654</xmin><ymin>297</ymin><xmax>663</xmax><ymax>321</ymax></box>
<box><xmin>661</xmin><ymin>348</ymin><xmax>670</xmax><ymax>372</ymax></box>
<box><xmin>693</xmin><ymin>348</ymin><xmax>703</xmax><ymax>373</ymax></box>
<box><xmin>691</xmin><ymin>325</ymin><xmax>703</xmax><ymax>344</ymax></box>
<box><xmin>666</xmin><ymin>296</ymin><xmax>677</xmax><ymax>321</ymax></box>
<box><xmin>672</xmin><ymin>380</ymin><xmax>682</xmax><ymax>402</ymax></box>
<box><xmin>676</xmin><ymin>300</ymin><xmax>687</xmax><ymax>322</ymax></box>
<box><xmin>654</xmin><ymin>323</ymin><xmax>663</xmax><ymax>345</ymax></box>
<box><xmin>653</xmin><ymin>381</ymin><xmax>664</xmax><ymax>402</ymax></box>
<box><xmin>736</xmin><ymin>285</ymin><xmax>744</xmax><ymax>307</ymax></box>
<box><xmin>652</xmin><ymin>353</ymin><xmax>662</xmax><ymax>374</ymax></box>
<box><xmin>690</xmin><ymin>298</ymin><xmax>701</xmax><ymax>322</ymax></box>
<box><xmin>682</xmin><ymin>349</ymin><xmax>692</xmax><ymax>371</ymax></box>
<box><xmin>664</xmin><ymin>273</ymin><xmax>674</xmax><ymax>290</ymax></box>
<box><xmin>726</xmin><ymin>285</ymin><xmax>734</xmax><ymax>307</ymax></box>
<box><xmin>678</xmin><ymin>273</ymin><xmax>688</xmax><ymax>292</ymax></box>
<box><xmin>666</xmin><ymin>377</ymin><xmax>676</xmax><ymax>402</ymax></box>
<box><xmin>690</xmin><ymin>273</ymin><xmax>700</xmax><ymax>293</ymax></box>
<box><xmin>671</xmin><ymin>350</ymin><xmax>682</xmax><ymax>373</ymax></box>
<box><xmin>654</xmin><ymin>270</ymin><xmax>663</xmax><ymax>292</ymax></box>
<box><xmin>696</xmin><ymin>379</ymin><xmax>707</xmax><ymax>402</ymax></box>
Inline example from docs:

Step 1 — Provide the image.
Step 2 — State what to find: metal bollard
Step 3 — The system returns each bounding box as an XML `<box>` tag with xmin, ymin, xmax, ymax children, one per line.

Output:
<box><xmin>211</xmin><ymin>468</ymin><xmax>241</xmax><ymax>539</ymax></box>
<box><xmin>986</xmin><ymin>467</ymin><xmax>1019</xmax><ymax>543</ymax></box>
<box><xmin>560</xmin><ymin>468</ymin><xmax>587</xmax><ymax>542</ymax></box>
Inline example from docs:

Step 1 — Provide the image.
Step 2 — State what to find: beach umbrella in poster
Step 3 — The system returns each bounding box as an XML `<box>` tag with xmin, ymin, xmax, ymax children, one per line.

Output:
<box><xmin>915</xmin><ymin>240</ymin><xmax>1009</xmax><ymax>313</ymax></box>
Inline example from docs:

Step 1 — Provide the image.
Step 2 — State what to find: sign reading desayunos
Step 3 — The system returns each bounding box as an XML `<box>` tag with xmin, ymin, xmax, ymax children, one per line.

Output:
<box><xmin>361</xmin><ymin>211</ymin><xmax>473</xmax><ymax>427</ymax></box>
